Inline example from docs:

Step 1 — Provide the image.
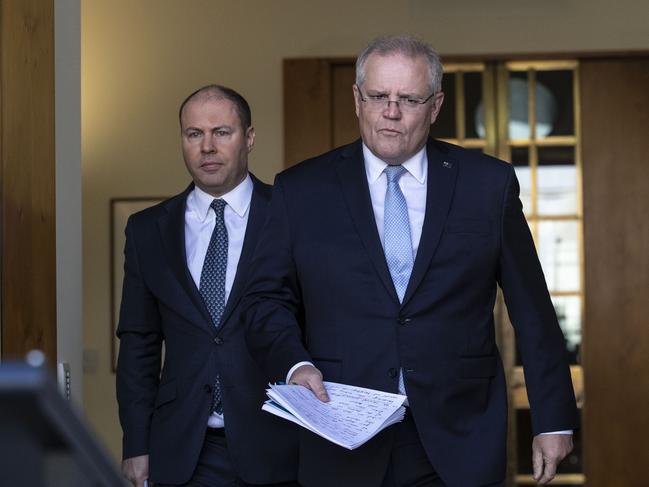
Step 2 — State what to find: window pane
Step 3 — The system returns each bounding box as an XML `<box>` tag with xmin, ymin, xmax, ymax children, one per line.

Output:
<box><xmin>552</xmin><ymin>295</ymin><xmax>582</xmax><ymax>364</ymax></box>
<box><xmin>508</xmin><ymin>72</ymin><xmax>530</xmax><ymax>140</ymax></box>
<box><xmin>432</xmin><ymin>72</ymin><xmax>456</xmax><ymax>139</ymax></box>
<box><xmin>510</xmin><ymin>147</ymin><xmax>531</xmax><ymax>215</ymax></box>
<box><xmin>537</xmin><ymin>146</ymin><xmax>577</xmax><ymax>215</ymax></box>
<box><xmin>464</xmin><ymin>72</ymin><xmax>482</xmax><ymax>139</ymax></box>
<box><xmin>537</xmin><ymin>220</ymin><xmax>580</xmax><ymax>292</ymax></box>
<box><xmin>536</xmin><ymin>70</ymin><xmax>574</xmax><ymax>138</ymax></box>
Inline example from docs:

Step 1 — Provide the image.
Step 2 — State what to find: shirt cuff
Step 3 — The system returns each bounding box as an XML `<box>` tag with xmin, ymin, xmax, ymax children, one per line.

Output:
<box><xmin>286</xmin><ymin>361</ymin><xmax>314</xmax><ymax>384</ymax></box>
<box><xmin>539</xmin><ymin>430</ymin><xmax>573</xmax><ymax>435</ymax></box>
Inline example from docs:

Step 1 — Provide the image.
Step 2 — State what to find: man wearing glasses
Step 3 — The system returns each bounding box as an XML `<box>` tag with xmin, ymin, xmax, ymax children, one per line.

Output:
<box><xmin>243</xmin><ymin>36</ymin><xmax>578</xmax><ymax>487</ymax></box>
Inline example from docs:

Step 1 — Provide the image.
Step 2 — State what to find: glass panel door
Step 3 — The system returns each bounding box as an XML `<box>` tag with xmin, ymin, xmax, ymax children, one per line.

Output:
<box><xmin>441</xmin><ymin>60</ymin><xmax>585</xmax><ymax>487</ymax></box>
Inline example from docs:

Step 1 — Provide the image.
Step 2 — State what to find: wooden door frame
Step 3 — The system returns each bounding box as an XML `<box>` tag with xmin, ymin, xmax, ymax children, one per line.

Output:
<box><xmin>0</xmin><ymin>0</ymin><xmax>57</xmax><ymax>365</ymax></box>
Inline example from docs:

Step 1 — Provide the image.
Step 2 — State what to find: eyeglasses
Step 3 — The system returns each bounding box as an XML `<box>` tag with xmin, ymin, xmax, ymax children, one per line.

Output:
<box><xmin>357</xmin><ymin>87</ymin><xmax>437</xmax><ymax>112</ymax></box>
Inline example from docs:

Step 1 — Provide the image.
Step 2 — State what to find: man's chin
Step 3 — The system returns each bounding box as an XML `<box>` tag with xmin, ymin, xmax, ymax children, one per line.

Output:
<box><xmin>373</xmin><ymin>147</ymin><xmax>407</xmax><ymax>165</ymax></box>
<box><xmin>195</xmin><ymin>178</ymin><xmax>228</xmax><ymax>197</ymax></box>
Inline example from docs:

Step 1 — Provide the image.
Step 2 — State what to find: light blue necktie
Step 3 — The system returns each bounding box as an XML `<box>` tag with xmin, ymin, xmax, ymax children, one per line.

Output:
<box><xmin>383</xmin><ymin>165</ymin><xmax>413</xmax><ymax>394</ymax></box>
<box><xmin>384</xmin><ymin>165</ymin><xmax>414</xmax><ymax>302</ymax></box>
<box><xmin>199</xmin><ymin>198</ymin><xmax>228</xmax><ymax>414</ymax></box>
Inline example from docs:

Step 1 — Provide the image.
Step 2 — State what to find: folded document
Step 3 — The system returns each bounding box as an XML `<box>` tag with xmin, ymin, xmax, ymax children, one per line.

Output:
<box><xmin>263</xmin><ymin>381</ymin><xmax>407</xmax><ymax>450</ymax></box>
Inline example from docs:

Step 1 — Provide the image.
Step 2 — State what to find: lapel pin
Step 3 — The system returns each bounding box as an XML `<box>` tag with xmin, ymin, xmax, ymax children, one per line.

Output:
<box><xmin>442</xmin><ymin>161</ymin><xmax>453</xmax><ymax>169</ymax></box>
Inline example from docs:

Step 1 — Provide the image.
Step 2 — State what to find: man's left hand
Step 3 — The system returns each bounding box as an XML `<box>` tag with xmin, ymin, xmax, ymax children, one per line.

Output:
<box><xmin>532</xmin><ymin>434</ymin><xmax>573</xmax><ymax>484</ymax></box>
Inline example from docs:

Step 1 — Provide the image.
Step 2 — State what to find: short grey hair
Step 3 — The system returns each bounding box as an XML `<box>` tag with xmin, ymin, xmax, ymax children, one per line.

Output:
<box><xmin>355</xmin><ymin>35</ymin><xmax>443</xmax><ymax>94</ymax></box>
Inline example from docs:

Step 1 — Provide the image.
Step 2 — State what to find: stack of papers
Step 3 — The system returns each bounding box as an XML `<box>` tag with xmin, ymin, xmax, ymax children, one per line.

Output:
<box><xmin>263</xmin><ymin>381</ymin><xmax>407</xmax><ymax>450</ymax></box>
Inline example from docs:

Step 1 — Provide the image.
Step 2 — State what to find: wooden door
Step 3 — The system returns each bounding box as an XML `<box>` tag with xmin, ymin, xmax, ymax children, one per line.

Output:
<box><xmin>580</xmin><ymin>57</ymin><xmax>649</xmax><ymax>487</ymax></box>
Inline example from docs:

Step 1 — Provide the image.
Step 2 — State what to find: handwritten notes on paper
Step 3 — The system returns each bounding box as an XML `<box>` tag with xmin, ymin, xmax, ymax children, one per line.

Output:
<box><xmin>262</xmin><ymin>381</ymin><xmax>407</xmax><ymax>450</ymax></box>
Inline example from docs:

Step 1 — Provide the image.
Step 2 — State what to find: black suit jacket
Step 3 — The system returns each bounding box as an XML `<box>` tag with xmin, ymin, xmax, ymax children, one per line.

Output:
<box><xmin>243</xmin><ymin>140</ymin><xmax>578</xmax><ymax>487</ymax></box>
<box><xmin>116</xmin><ymin>175</ymin><xmax>298</xmax><ymax>485</ymax></box>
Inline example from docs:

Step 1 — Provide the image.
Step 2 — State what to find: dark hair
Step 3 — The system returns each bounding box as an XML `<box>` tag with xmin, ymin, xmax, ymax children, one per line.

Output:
<box><xmin>178</xmin><ymin>84</ymin><xmax>252</xmax><ymax>129</ymax></box>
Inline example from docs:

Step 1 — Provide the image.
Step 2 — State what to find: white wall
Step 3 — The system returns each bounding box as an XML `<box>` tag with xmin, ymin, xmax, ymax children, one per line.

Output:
<box><xmin>81</xmin><ymin>0</ymin><xmax>649</xmax><ymax>459</ymax></box>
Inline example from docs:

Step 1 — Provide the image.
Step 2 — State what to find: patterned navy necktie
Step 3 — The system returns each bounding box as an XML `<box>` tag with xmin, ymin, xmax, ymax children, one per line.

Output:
<box><xmin>199</xmin><ymin>198</ymin><xmax>228</xmax><ymax>414</ymax></box>
<box><xmin>383</xmin><ymin>165</ymin><xmax>413</xmax><ymax>395</ymax></box>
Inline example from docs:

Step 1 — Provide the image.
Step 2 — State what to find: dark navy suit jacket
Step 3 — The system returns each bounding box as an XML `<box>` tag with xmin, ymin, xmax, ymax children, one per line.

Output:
<box><xmin>116</xmin><ymin>175</ymin><xmax>298</xmax><ymax>485</ymax></box>
<box><xmin>243</xmin><ymin>140</ymin><xmax>578</xmax><ymax>487</ymax></box>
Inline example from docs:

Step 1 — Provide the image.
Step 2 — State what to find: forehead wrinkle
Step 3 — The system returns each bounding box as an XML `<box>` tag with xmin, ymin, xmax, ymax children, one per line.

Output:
<box><xmin>181</xmin><ymin>97</ymin><xmax>238</xmax><ymax>129</ymax></box>
<box><xmin>363</xmin><ymin>54</ymin><xmax>432</xmax><ymax>95</ymax></box>
<box><xmin>364</xmin><ymin>82</ymin><xmax>428</xmax><ymax>99</ymax></box>
<box><xmin>366</xmin><ymin>87</ymin><xmax>423</xmax><ymax>98</ymax></box>
<box><xmin>183</xmin><ymin>122</ymin><xmax>234</xmax><ymax>132</ymax></box>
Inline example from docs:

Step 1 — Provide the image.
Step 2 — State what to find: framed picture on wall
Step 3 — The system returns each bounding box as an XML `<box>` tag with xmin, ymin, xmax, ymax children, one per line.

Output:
<box><xmin>110</xmin><ymin>197</ymin><xmax>166</xmax><ymax>372</ymax></box>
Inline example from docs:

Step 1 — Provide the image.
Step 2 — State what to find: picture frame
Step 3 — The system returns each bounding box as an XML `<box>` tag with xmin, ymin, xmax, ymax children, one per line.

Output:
<box><xmin>110</xmin><ymin>197</ymin><xmax>166</xmax><ymax>372</ymax></box>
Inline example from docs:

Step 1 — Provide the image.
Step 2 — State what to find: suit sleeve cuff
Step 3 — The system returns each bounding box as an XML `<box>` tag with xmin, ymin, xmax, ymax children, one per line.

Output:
<box><xmin>286</xmin><ymin>361</ymin><xmax>314</xmax><ymax>383</ymax></box>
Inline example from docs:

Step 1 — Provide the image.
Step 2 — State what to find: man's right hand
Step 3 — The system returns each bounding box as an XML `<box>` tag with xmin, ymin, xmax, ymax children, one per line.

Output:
<box><xmin>288</xmin><ymin>364</ymin><xmax>330</xmax><ymax>402</ymax></box>
<box><xmin>122</xmin><ymin>454</ymin><xmax>149</xmax><ymax>487</ymax></box>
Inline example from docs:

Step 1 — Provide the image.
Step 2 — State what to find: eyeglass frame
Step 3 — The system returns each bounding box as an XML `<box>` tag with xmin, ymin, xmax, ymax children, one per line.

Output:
<box><xmin>355</xmin><ymin>84</ymin><xmax>439</xmax><ymax>111</ymax></box>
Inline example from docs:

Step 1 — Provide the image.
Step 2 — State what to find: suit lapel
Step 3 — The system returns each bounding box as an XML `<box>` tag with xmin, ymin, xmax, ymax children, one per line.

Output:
<box><xmin>335</xmin><ymin>141</ymin><xmax>400</xmax><ymax>304</ymax></box>
<box><xmin>219</xmin><ymin>175</ymin><xmax>270</xmax><ymax>329</ymax></box>
<box><xmin>402</xmin><ymin>140</ymin><xmax>458</xmax><ymax>306</ymax></box>
<box><xmin>157</xmin><ymin>185</ymin><xmax>215</xmax><ymax>334</ymax></box>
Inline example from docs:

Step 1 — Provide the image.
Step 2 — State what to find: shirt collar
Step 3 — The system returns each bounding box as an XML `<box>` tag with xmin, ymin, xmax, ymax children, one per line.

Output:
<box><xmin>189</xmin><ymin>173</ymin><xmax>253</xmax><ymax>221</ymax></box>
<box><xmin>362</xmin><ymin>143</ymin><xmax>427</xmax><ymax>184</ymax></box>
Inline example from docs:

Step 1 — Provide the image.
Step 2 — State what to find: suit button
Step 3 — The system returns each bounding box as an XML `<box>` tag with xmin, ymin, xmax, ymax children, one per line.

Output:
<box><xmin>388</xmin><ymin>368</ymin><xmax>398</xmax><ymax>378</ymax></box>
<box><xmin>398</xmin><ymin>317</ymin><xmax>412</xmax><ymax>326</ymax></box>
<box><xmin>203</xmin><ymin>384</ymin><xmax>212</xmax><ymax>393</ymax></box>
<box><xmin>213</xmin><ymin>336</ymin><xmax>223</xmax><ymax>345</ymax></box>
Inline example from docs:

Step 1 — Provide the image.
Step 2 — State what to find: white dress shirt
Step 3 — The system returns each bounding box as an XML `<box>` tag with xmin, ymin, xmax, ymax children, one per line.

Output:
<box><xmin>185</xmin><ymin>174</ymin><xmax>253</xmax><ymax>428</ymax></box>
<box><xmin>363</xmin><ymin>144</ymin><xmax>427</xmax><ymax>257</ymax></box>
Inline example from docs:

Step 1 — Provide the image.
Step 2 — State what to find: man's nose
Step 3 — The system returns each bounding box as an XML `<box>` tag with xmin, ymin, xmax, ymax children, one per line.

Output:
<box><xmin>383</xmin><ymin>100</ymin><xmax>402</xmax><ymax>119</ymax></box>
<box><xmin>201</xmin><ymin>135</ymin><xmax>216</xmax><ymax>153</ymax></box>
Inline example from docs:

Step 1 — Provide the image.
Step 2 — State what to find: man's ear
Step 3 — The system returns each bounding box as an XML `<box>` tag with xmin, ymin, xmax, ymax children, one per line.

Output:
<box><xmin>429</xmin><ymin>92</ymin><xmax>445</xmax><ymax>125</ymax></box>
<box><xmin>352</xmin><ymin>84</ymin><xmax>362</xmax><ymax>118</ymax></box>
<box><xmin>246</xmin><ymin>126</ymin><xmax>255</xmax><ymax>153</ymax></box>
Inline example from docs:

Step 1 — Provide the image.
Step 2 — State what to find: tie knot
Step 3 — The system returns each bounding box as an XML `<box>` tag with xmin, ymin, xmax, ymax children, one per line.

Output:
<box><xmin>384</xmin><ymin>165</ymin><xmax>407</xmax><ymax>184</ymax></box>
<box><xmin>210</xmin><ymin>198</ymin><xmax>226</xmax><ymax>216</ymax></box>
